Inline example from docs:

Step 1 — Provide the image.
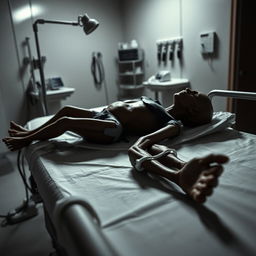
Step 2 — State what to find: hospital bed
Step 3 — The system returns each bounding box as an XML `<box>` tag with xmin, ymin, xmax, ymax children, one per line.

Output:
<box><xmin>24</xmin><ymin>90</ymin><xmax>256</xmax><ymax>256</ymax></box>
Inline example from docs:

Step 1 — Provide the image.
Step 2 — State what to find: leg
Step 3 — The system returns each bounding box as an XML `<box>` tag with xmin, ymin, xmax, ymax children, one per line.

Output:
<box><xmin>3</xmin><ymin>117</ymin><xmax>117</xmax><ymax>151</ymax></box>
<box><xmin>9</xmin><ymin>106</ymin><xmax>94</xmax><ymax>137</ymax></box>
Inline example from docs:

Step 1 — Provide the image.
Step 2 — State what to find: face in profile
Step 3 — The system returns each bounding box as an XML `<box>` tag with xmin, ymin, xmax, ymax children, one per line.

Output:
<box><xmin>173</xmin><ymin>88</ymin><xmax>213</xmax><ymax>126</ymax></box>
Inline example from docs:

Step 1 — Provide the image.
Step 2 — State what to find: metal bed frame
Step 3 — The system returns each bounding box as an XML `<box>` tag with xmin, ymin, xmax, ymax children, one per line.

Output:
<box><xmin>34</xmin><ymin>89</ymin><xmax>256</xmax><ymax>256</ymax></box>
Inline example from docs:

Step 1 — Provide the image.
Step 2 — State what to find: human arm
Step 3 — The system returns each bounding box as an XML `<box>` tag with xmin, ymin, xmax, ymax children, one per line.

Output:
<box><xmin>128</xmin><ymin>123</ymin><xmax>182</xmax><ymax>181</ymax></box>
<box><xmin>129</xmin><ymin>136</ymin><xmax>229</xmax><ymax>203</ymax></box>
<box><xmin>129</xmin><ymin>122</ymin><xmax>181</xmax><ymax>164</ymax></box>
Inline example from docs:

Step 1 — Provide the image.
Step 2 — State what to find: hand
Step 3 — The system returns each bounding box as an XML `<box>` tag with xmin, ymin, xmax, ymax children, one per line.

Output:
<box><xmin>178</xmin><ymin>154</ymin><xmax>229</xmax><ymax>203</ymax></box>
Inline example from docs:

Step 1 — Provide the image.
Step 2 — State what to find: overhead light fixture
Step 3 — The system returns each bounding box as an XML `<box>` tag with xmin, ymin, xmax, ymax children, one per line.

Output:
<box><xmin>33</xmin><ymin>13</ymin><xmax>99</xmax><ymax>115</ymax></box>
<box><xmin>78</xmin><ymin>13</ymin><xmax>99</xmax><ymax>35</ymax></box>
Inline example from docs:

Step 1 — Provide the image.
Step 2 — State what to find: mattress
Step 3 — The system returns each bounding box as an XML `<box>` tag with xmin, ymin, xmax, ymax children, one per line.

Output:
<box><xmin>24</xmin><ymin>115</ymin><xmax>256</xmax><ymax>256</ymax></box>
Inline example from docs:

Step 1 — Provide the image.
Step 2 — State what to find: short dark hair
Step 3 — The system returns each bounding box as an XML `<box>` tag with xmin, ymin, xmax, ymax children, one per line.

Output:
<box><xmin>182</xmin><ymin>95</ymin><xmax>213</xmax><ymax>127</ymax></box>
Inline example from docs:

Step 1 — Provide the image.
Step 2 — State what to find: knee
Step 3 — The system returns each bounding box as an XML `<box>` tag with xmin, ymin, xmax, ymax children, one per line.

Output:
<box><xmin>55</xmin><ymin>116</ymin><xmax>70</xmax><ymax>129</ymax></box>
<box><xmin>58</xmin><ymin>105</ymin><xmax>74</xmax><ymax>116</ymax></box>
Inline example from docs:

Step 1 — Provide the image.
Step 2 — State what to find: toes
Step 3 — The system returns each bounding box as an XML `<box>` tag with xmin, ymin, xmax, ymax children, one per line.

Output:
<box><xmin>2</xmin><ymin>137</ymin><xmax>21</xmax><ymax>151</ymax></box>
<box><xmin>8</xmin><ymin>129</ymin><xmax>17</xmax><ymax>136</ymax></box>
<box><xmin>2</xmin><ymin>137</ymin><xmax>11</xmax><ymax>143</ymax></box>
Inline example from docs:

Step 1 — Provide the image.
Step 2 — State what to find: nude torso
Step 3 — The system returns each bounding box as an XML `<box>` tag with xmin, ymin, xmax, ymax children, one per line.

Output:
<box><xmin>106</xmin><ymin>100</ymin><xmax>160</xmax><ymax>135</ymax></box>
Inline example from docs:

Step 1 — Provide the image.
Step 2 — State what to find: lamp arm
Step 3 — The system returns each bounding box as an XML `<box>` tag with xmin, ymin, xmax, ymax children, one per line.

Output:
<box><xmin>34</xmin><ymin>19</ymin><xmax>79</xmax><ymax>27</ymax></box>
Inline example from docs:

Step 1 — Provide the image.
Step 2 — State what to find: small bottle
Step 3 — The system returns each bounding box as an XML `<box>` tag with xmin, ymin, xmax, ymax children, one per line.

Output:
<box><xmin>130</xmin><ymin>39</ymin><xmax>138</xmax><ymax>48</ymax></box>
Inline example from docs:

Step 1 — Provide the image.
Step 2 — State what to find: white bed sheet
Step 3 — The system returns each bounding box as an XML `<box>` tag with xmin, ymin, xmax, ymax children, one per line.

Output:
<box><xmin>25</xmin><ymin>116</ymin><xmax>256</xmax><ymax>256</ymax></box>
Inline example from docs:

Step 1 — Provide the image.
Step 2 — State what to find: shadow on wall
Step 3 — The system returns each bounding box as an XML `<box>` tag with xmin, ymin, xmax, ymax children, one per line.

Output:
<box><xmin>0</xmin><ymin>154</ymin><xmax>15</xmax><ymax>176</ymax></box>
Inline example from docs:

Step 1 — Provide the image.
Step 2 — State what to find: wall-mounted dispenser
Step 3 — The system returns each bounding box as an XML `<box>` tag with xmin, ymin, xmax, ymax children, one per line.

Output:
<box><xmin>168</xmin><ymin>40</ymin><xmax>175</xmax><ymax>61</ymax></box>
<box><xmin>156</xmin><ymin>37</ymin><xmax>183</xmax><ymax>64</ymax></box>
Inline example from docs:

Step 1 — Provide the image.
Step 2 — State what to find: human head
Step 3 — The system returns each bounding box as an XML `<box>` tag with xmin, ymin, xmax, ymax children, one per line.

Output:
<box><xmin>173</xmin><ymin>88</ymin><xmax>213</xmax><ymax>127</ymax></box>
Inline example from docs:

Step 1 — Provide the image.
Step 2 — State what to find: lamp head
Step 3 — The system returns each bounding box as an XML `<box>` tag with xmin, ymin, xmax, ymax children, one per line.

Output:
<box><xmin>78</xmin><ymin>13</ymin><xmax>99</xmax><ymax>35</ymax></box>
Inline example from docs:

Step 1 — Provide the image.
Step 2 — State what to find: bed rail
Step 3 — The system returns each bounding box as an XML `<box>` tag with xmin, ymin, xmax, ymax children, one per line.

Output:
<box><xmin>54</xmin><ymin>197</ymin><xmax>117</xmax><ymax>256</ymax></box>
<box><xmin>208</xmin><ymin>89</ymin><xmax>256</xmax><ymax>101</ymax></box>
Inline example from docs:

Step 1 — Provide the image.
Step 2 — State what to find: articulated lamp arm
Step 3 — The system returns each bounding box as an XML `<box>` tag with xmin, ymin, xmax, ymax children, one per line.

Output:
<box><xmin>32</xmin><ymin>14</ymin><xmax>99</xmax><ymax>116</ymax></box>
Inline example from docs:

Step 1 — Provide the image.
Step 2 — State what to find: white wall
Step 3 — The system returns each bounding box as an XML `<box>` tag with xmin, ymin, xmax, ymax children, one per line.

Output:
<box><xmin>122</xmin><ymin>0</ymin><xmax>181</xmax><ymax>80</ymax></box>
<box><xmin>0</xmin><ymin>0</ymin><xmax>29</xmax><ymax>153</ymax></box>
<box><xmin>182</xmin><ymin>0</ymin><xmax>232</xmax><ymax>111</ymax></box>
<box><xmin>122</xmin><ymin>0</ymin><xmax>232</xmax><ymax>111</ymax></box>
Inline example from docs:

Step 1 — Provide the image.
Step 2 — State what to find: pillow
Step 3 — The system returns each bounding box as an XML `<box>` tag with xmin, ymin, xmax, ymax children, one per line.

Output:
<box><xmin>166</xmin><ymin>111</ymin><xmax>235</xmax><ymax>146</ymax></box>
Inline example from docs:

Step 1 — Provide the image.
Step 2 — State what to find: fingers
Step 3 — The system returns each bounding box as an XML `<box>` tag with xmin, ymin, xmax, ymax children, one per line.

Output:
<box><xmin>190</xmin><ymin>189</ymin><xmax>207</xmax><ymax>203</ymax></box>
<box><xmin>189</xmin><ymin>166</ymin><xmax>223</xmax><ymax>203</ymax></box>
<box><xmin>199</xmin><ymin>154</ymin><xmax>229</xmax><ymax>166</ymax></box>
<box><xmin>191</xmin><ymin>180</ymin><xmax>215</xmax><ymax>203</ymax></box>
<box><xmin>202</xmin><ymin>165</ymin><xmax>223</xmax><ymax>177</ymax></box>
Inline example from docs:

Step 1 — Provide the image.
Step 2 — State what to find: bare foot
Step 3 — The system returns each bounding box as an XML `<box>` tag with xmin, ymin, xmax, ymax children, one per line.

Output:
<box><xmin>10</xmin><ymin>121</ymin><xmax>28</xmax><ymax>132</ymax></box>
<box><xmin>8</xmin><ymin>129</ymin><xmax>30</xmax><ymax>137</ymax></box>
<box><xmin>178</xmin><ymin>154</ymin><xmax>229</xmax><ymax>203</ymax></box>
<box><xmin>2</xmin><ymin>137</ymin><xmax>31</xmax><ymax>151</ymax></box>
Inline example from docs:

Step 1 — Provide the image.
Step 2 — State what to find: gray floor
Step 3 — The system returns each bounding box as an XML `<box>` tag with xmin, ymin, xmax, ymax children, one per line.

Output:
<box><xmin>0</xmin><ymin>152</ymin><xmax>53</xmax><ymax>256</ymax></box>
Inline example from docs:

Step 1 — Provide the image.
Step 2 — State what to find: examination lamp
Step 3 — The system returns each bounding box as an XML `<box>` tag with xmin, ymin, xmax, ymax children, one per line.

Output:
<box><xmin>33</xmin><ymin>13</ymin><xmax>99</xmax><ymax>115</ymax></box>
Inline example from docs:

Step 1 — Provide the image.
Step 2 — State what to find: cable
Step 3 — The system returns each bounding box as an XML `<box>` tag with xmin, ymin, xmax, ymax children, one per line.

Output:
<box><xmin>90</xmin><ymin>52</ymin><xmax>109</xmax><ymax>105</ymax></box>
<box><xmin>17</xmin><ymin>150</ymin><xmax>32</xmax><ymax>194</ymax></box>
<box><xmin>0</xmin><ymin>151</ymin><xmax>28</xmax><ymax>219</ymax></box>
<box><xmin>91</xmin><ymin>52</ymin><xmax>104</xmax><ymax>86</ymax></box>
<box><xmin>1</xmin><ymin>150</ymin><xmax>38</xmax><ymax>225</ymax></box>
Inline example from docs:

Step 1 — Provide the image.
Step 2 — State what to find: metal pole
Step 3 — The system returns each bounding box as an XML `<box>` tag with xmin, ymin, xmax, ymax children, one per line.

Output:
<box><xmin>208</xmin><ymin>89</ymin><xmax>256</xmax><ymax>101</ymax></box>
<box><xmin>33</xmin><ymin>21</ymin><xmax>48</xmax><ymax>115</ymax></box>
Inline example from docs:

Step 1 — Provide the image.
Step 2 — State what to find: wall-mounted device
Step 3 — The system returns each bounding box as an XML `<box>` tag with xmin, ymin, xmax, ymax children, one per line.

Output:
<box><xmin>156</xmin><ymin>37</ymin><xmax>183</xmax><ymax>64</ymax></box>
<box><xmin>118</xmin><ymin>48</ymin><xmax>143</xmax><ymax>61</ymax></box>
<box><xmin>161</xmin><ymin>42</ymin><xmax>168</xmax><ymax>63</ymax></box>
<box><xmin>200</xmin><ymin>32</ymin><xmax>216</xmax><ymax>54</ymax></box>
<box><xmin>168</xmin><ymin>40</ymin><xmax>175</xmax><ymax>61</ymax></box>
<box><xmin>157</xmin><ymin>42</ymin><xmax>163</xmax><ymax>63</ymax></box>
<box><xmin>46</xmin><ymin>77</ymin><xmax>64</xmax><ymax>90</ymax></box>
<box><xmin>154</xmin><ymin>70</ymin><xmax>171</xmax><ymax>82</ymax></box>
<box><xmin>176</xmin><ymin>39</ymin><xmax>182</xmax><ymax>59</ymax></box>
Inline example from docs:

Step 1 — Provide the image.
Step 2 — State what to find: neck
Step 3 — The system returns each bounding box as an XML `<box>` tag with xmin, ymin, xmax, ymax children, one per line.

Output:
<box><xmin>166</xmin><ymin>105</ymin><xmax>184</xmax><ymax>120</ymax></box>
